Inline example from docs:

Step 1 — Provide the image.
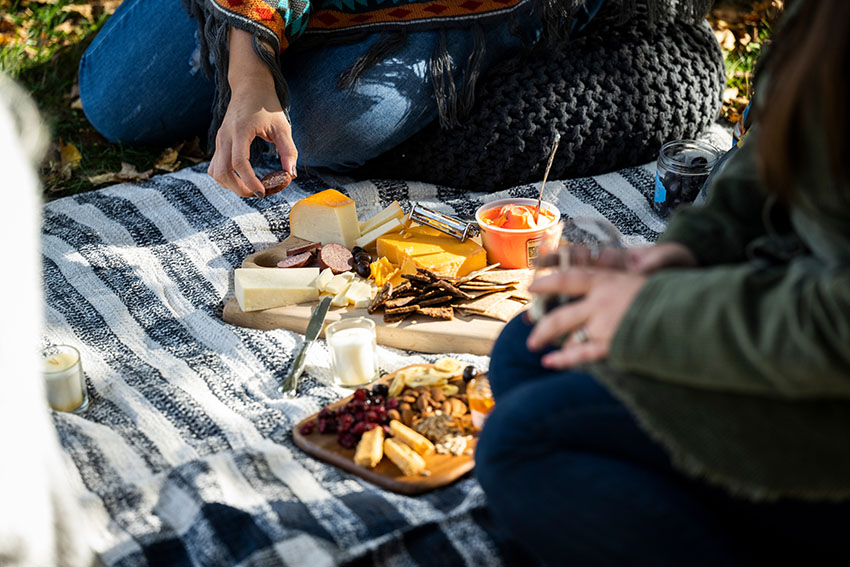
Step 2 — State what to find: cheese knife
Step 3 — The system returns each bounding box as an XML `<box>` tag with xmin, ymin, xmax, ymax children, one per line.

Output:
<box><xmin>279</xmin><ymin>296</ymin><xmax>333</xmax><ymax>398</ymax></box>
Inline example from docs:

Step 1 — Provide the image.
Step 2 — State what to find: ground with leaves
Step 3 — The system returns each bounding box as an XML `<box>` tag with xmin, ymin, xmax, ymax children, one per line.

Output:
<box><xmin>2</xmin><ymin>0</ymin><xmax>782</xmax><ymax>199</ymax></box>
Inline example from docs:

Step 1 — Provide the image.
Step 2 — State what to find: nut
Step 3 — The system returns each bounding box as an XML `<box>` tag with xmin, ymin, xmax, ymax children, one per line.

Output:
<box><xmin>399</xmin><ymin>402</ymin><xmax>412</xmax><ymax>412</ymax></box>
<box><xmin>401</xmin><ymin>408</ymin><xmax>415</xmax><ymax>426</ymax></box>
<box><xmin>449</xmin><ymin>398</ymin><xmax>468</xmax><ymax>417</ymax></box>
<box><xmin>387</xmin><ymin>409</ymin><xmax>401</xmax><ymax>422</ymax></box>
<box><xmin>401</xmin><ymin>395</ymin><xmax>417</xmax><ymax>404</ymax></box>
<box><xmin>430</xmin><ymin>387</ymin><xmax>446</xmax><ymax>403</ymax></box>
<box><xmin>414</xmin><ymin>386</ymin><xmax>429</xmax><ymax>393</ymax></box>
<box><xmin>441</xmin><ymin>400</ymin><xmax>452</xmax><ymax>414</ymax></box>
<box><xmin>415</xmin><ymin>395</ymin><xmax>431</xmax><ymax>412</ymax></box>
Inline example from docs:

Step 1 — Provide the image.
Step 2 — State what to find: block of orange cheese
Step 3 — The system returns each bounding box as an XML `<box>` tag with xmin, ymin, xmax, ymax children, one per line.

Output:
<box><xmin>376</xmin><ymin>225</ymin><xmax>487</xmax><ymax>278</ymax></box>
<box><xmin>290</xmin><ymin>189</ymin><xmax>359</xmax><ymax>247</ymax></box>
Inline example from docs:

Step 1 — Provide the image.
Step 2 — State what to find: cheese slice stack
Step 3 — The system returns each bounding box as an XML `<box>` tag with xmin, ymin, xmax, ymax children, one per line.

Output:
<box><xmin>234</xmin><ymin>267</ymin><xmax>319</xmax><ymax>312</ymax></box>
<box><xmin>376</xmin><ymin>225</ymin><xmax>487</xmax><ymax>278</ymax></box>
<box><xmin>290</xmin><ymin>189</ymin><xmax>359</xmax><ymax>247</ymax></box>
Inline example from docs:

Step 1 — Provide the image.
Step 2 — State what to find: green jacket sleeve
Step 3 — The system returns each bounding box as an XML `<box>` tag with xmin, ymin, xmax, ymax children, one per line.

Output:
<box><xmin>608</xmin><ymin>259</ymin><xmax>850</xmax><ymax>399</ymax></box>
<box><xmin>658</xmin><ymin>134</ymin><xmax>770</xmax><ymax>266</ymax></box>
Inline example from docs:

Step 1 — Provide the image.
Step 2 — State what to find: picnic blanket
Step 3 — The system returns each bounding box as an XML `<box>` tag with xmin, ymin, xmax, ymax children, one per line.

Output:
<box><xmin>41</xmin><ymin>125</ymin><xmax>730</xmax><ymax>567</ymax></box>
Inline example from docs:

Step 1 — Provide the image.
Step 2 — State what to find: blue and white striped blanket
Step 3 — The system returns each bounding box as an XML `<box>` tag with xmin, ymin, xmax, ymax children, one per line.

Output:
<box><xmin>42</xmin><ymin>126</ymin><xmax>728</xmax><ymax>567</ymax></box>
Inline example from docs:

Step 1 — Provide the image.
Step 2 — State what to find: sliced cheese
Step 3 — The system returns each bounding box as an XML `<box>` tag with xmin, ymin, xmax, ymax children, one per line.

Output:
<box><xmin>344</xmin><ymin>281</ymin><xmax>372</xmax><ymax>308</ymax></box>
<box><xmin>376</xmin><ymin>225</ymin><xmax>487</xmax><ymax>278</ymax></box>
<box><xmin>360</xmin><ymin>201</ymin><xmax>405</xmax><ymax>235</ymax></box>
<box><xmin>370</xmin><ymin>257</ymin><xmax>398</xmax><ymax>287</ymax></box>
<box><xmin>331</xmin><ymin>284</ymin><xmax>351</xmax><ymax>307</ymax></box>
<box><xmin>325</xmin><ymin>273</ymin><xmax>354</xmax><ymax>295</ymax></box>
<box><xmin>234</xmin><ymin>267</ymin><xmax>320</xmax><ymax>312</ymax></box>
<box><xmin>289</xmin><ymin>189</ymin><xmax>360</xmax><ymax>247</ymax></box>
<box><xmin>388</xmin><ymin>257</ymin><xmax>418</xmax><ymax>287</ymax></box>
<box><xmin>353</xmin><ymin>217</ymin><xmax>404</xmax><ymax>249</ymax></box>
<box><xmin>315</xmin><ymin>267</ymin><xmax>334</xmax><ymax>292</ymax></box>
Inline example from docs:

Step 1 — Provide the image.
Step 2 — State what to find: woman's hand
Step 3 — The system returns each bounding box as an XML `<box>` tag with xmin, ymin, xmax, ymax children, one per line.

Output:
<box><xmin>208</xmin><ymin>28</ymin><xmax>298</xmax><ymax>198</ymax></box>
<box><xmin>526</xmin><ymin>268</ymin><xmax>646</xmax><ymax>369</ymax></box>
<box><xmin>626</xmin><ymin>242</ymin><xmax>697</xmax><ymax>274</ymax></box>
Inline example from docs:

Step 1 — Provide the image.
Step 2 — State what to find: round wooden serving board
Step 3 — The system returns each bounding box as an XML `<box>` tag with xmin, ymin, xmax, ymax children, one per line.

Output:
<box><xmin>292</xmin><ymin>365</ymin><xmax>479</xmax><ymax>495</ymax></box>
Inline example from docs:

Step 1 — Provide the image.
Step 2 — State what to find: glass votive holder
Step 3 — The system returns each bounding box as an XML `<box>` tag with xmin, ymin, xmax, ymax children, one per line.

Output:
<box><xmin>326</xmin><ymin>317</ymin><xmax>378</xmax><ymax>388</ymax></box>
<box><xmin>41</xmin><ymin>344</ymin><xmax>89</xmax><ymax>414</ymax></box>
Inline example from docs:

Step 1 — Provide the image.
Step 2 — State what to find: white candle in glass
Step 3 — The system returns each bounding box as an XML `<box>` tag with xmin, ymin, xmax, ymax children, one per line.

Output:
<box><xmin>42</xmin><ymin>345</ymin><xmax>88</xmax><ymax>413</ymax></box>
<box><xmin>326</xmin><ymin>318</ymin><xmax>377</xmax><ymax>387</ymax></box>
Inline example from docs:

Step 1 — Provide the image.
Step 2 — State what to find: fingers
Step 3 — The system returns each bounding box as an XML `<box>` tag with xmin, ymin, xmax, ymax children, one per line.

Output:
<box><xmin>208</xmin><ymin>134</ymin><xmax>264</xmax><ymax>198</ymax></box>
<box><xmin>526</xmin><ymin>299</ymin><xmax>592</xmax><ymax>351</ymax></box>
<box><xmin>529</xmin><ymin>267</ymin><xmax>595</xmax><ymax>297</ymax></box>
<box><xmin>268</xmin><ymin>124</ymin><xmax>298</xmax><ymax>178</ymax></box>
<box><xmin>541</xmin><ymin>341</ymin><xmax>609</xmax><ymax>369</ymax></box>
<box><xmin>231</xmin><ymin>141</ymin><xmax>266</xmax><ymax>198</ymax></box>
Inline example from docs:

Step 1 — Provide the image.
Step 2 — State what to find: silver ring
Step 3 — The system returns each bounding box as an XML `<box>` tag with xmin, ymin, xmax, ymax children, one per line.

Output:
<box><xmin>573</xmin><ymin>326</ymin><xmax>590</xmax><ymax>344</ymax></box>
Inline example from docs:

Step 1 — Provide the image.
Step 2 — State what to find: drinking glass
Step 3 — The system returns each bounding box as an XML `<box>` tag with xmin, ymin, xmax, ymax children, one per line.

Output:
<box><xmin>527</xmin><ymin>216</ymin><xmax>625</xmax><ymax>323</ymax></box>
<box><xmin>41</xmin><ymin>344</ymin><xmax>89</xmax><ymax>414</ymax></box>
<box><xmin>326</xmin><ymin>317</ymin><xmax>378</xmax><ymax>388</ymax></box>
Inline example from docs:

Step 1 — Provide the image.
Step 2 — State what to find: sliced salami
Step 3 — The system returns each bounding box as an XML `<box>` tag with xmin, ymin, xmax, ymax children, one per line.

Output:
<box><xmin>286</xmin><ymin>241</ymin><xmax>321</xmax><ymax>257</ymax></box>
<box><xmin>260</xmin><ymin>170</ymin><xmax>292</xmax><ymax>195</ymax></box>
<box><xmin>318</xmin><ymin>243</ymin><xmax>354</xmax><ymax>274</ymax></box>
<box><xmin>277</xmin><ymin>251</ymin><xmax>313</xmax><ymax>268</ymax></box>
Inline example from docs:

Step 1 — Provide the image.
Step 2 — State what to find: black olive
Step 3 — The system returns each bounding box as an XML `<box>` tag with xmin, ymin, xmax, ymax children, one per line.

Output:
<box><xmin>690</xmin><ymin>156</ymin><xmax>708</xmax><ymax>166</ymax></box>
<box><xmin>354</xmin><ymin>252</ymin><xmax>371</xmax><ymax>264</ymax></box>
<box><xmin>462</xmin><ymin>365</ymin><xmax>477</xmax><ymax>383</ymax></box>
<box><xmin>355</xmin><ymin>262</ymin><xmax>371</xmax><ymax>278</ymax></box>
<box><xmin>351</xmin><ymin>246</ymin><xmax>366</xmax><ymax>256</ymax></box>
<box><xmin>372</xmin><ymin>383</ymin><xmax>389</xmax><ymax>397</ymax></box>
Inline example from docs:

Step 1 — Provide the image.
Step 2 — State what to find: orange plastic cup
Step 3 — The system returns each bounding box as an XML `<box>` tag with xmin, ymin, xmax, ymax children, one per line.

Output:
<box><xmin>475</xmin><ymin>198</ymin><xmax>563</xmax><ymax>269</ymax></box>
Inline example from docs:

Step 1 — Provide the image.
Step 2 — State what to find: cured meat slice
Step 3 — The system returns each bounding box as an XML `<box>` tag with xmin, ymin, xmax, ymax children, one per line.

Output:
<box><xmin>260</xmin><ymin>170</ymin><xmax>292</xmax><ymax>195</ymax></box>
<box><xmin>318</xmin><ymin>243</ymin><xmax>354</xmax><ymax>274</ymax></box>
<box><xmin>277</xmin><ymin>251</ymin><xmax>313</xmax><ymax>268</ymax></box>
<box><xmin>286</xmin><ymin>241</ymin><xmax>321</xmax><ymax>256</ymax></box>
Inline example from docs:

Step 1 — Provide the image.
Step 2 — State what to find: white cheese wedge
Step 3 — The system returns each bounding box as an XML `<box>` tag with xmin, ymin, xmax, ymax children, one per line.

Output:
<box><xmin>360</xmin><ymin>201</ymin><xmax>405</xmax><ymax>235</ymax></box>
<box><xmin>234</xmin><ymin>267</ymin><xmax>320</xmax><ymax>312</ymax></box>
<box><xmin>315</xmin><ymin>267</ymin><xmax>334</xmax><ymax>292</ymax></box>
<box><xmin>331</xmin><ymin>284</ymin><xmax>351</xmax><ymax>307</ymax></box>
<box><xmin>353</xmin><ymin>217</ymin><xmax>404</xmax><ymax>249</ymax></box>
<box><xmin>324</xmin><ymin>273</ymin><xmax>354</xmax><ymax>295</ymax></box>
<box><xmin>290</xmin><ymin>189</ymin><xmax>360</xmax><ymax>247</ymax></box>
<box><xmin>344</xmin><ymin>281</ymin><xmax>373</xmax><ymax>308</ymax></box>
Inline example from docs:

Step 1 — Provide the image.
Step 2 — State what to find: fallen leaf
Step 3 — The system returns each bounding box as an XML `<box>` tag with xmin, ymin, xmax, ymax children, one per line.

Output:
<box><xmin>61</xmin><ymin>4</ymin><xmax>93</xmax><ymax>19</ymax></box>
<box><xmin>59</xmin><ymin>138</ymin><xmax>82</xmax><ymax>169</ymax></box>
<box><xmin>722</xmin><ymin>87</ymin><xmax>739</xmax><ymax>103</ymax></box>
<box><xmin>714</xmin><ymin>28</ymin><xmax>736</xmax><ymax>52</ymax></box>
<box><xmin>88</xmin><ymin>162</ymin><xmax>153</xmax><ymax>185</ymax></box>
<box><xmin>54</xmin><ymin>20</ymin><xmax>76</xmax><ymax>36</ymax></box>
<box><xmin>154</xmin><ymin>147</ymin><xmax>181</xmax><ymax>172</ymax></box>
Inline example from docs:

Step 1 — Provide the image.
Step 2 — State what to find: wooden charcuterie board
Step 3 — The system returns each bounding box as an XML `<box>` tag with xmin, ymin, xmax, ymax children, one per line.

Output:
<box><xmin>221</xmin><ymin>236</ymin><xmax>526</xmax><ymax>355</ymax></box>
<box><xmin>292</xmin><ymin>366</ymin><xmax>479</xmax><ymax>495</ymax></box>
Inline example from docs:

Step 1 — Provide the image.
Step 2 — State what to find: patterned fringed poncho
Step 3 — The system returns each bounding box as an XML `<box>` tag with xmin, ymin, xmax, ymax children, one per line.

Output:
<box><xmin>180</xmin><ymin>0</ymin><xmax>711</xmax><ymax>148</ymax></box>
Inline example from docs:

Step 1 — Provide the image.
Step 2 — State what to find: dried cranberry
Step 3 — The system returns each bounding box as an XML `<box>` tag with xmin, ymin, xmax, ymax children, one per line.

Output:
<box><xmin>318</xmin><ymin>419</ymin><xmax>336</xmax><ymax>434</ymax></box>
<box><xmin>351</xmin><ymin>421</ymin><xmax>370</xmax><ymax>436</ymax></box>
<box><xmin>353</xmin><ymin>388</ymin><xmax>368</xmax><ymax>402</ymax></box>
<box><xmin>381</xmin><ymin>425</ymin><xmax>391</xmax><ymax>435</ymax></box>
<box><xmin>370</xmin><ymin>395</ymin><xmax>385</xmax><ymax>407</ymax></box>
<box><xmin>337</xmin><ymin>413</ymin><xmax>354</xmax><ymax>432</ymax></box>
<box><xmin>338</xmin><ymin>432</ymin><xmax>358</xmax><ymax>449</ymax></box>
<box><xmin>299</xmin><ymin>421</ymin><xmax>316</xmax><ymax>435</ymax></box>
<box><xmin>318</xmin><ymin>407</ymin><xmax>337</xmax><ymax>420</ymax></box>
<box><xmin>386</xmin><ymin>398</ymin><xmax>400</xmax><ymax>410</ymax></box>
<box><xmin>364</xmin><ymin>410</ymin><xmax>379</xmax><ymax>423</ymax></box>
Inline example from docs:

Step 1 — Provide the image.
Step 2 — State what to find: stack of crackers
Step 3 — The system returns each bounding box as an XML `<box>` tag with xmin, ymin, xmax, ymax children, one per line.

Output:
<box><xmin>367</xmin><ymin>265</ymin><xmax>533</xmax><ymax>323</ymax></box>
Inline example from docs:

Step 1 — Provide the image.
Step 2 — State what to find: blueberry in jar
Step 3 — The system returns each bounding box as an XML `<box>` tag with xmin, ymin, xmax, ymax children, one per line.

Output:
<box><xmin>654</xmin><ymin>140</ymin><xmax>721</xmax><ymax>217</ymax></box>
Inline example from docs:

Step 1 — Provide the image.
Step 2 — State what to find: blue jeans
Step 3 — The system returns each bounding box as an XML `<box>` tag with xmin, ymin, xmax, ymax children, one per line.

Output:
<box><xmin>475</xmin><ymin>315</ymin><xmax>850</xmax><ymax>566</ymax></box>
<box><xmin>79</xmin><ymin>0</ymin><xmax>599</xmax><ymax>171</ymax></box>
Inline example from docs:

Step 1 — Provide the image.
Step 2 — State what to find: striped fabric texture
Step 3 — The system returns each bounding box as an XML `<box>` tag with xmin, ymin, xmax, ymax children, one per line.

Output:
<box><xmin>42</xmin><ymin>127</ymin><xmax>728</xmax><ymax>566</ymax></box>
